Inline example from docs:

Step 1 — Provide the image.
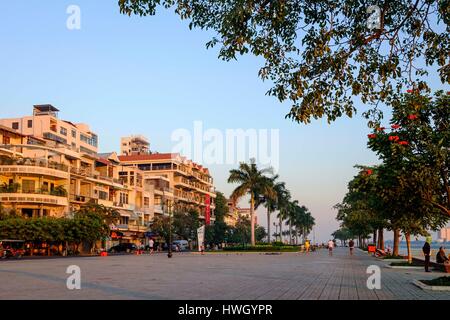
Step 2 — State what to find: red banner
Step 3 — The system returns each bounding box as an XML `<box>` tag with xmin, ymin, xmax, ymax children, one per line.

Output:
<box><xmin>205</xmin><ymin>194</ymin><xmax>211</xmax><ymax>225</ymax></box>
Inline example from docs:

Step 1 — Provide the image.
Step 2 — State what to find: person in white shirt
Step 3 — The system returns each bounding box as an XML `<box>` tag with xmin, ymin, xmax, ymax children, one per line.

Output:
<box><xmin>149</xmin><ymin>239</ymin><xmax>155</xmax><ymax>255</ymax></box>
<box><xmin>328</xmin><ymin>240</ymin><xmax>334</xmax><ymax>256</ymax></box>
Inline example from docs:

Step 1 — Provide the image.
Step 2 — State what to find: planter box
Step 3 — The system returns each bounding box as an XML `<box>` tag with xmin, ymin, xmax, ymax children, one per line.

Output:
<box><xmin>413</xmin><ymin>280</ymin><xmax>450</xmax><ymax>292</ymax></box>
<box><xmin>386</xmin><ymin>265</ymin><xmax>423</xmax><ymax>270</ymax></box>
<box><xmin>382</xmin><ymin>259</ymin><xmax>408</xmax><ymax>263</ymax></box>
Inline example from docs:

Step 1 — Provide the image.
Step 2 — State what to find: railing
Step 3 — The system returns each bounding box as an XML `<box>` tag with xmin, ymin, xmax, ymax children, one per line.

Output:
<box><xmin>70</xmin><ymin>194</ymin><xmax>92</xmax><ymax>203</ymax></box>
<box><xmin>0</xmin><ymin>157</ymin><xmax>69</xmax><ymax>172</ymax></box>
<box><xmin>0</xmin><ymin>192</ymin><xmax>68</xmax><ymax>206</ymax></box>
<box><xmin>70</xmin><ymin>167</ymin><xmax>124</xmax><ymax>186</ymax></box>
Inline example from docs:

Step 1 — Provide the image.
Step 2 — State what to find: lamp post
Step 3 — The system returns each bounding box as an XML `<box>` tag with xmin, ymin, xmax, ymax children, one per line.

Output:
<box><xmin>162</xmin><ymin>189</ymin><xmax>173</xmax><ymax>259</ymax></box>
<box><xmin>168</xmin><ymin>203</ymin><xmax>173</xmax><ymax>259</ymax></box>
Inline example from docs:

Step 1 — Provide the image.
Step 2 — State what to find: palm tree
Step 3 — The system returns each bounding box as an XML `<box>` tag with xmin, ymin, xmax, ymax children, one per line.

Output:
<box><xmin>277</xmin><ymin>192</ymin><xmax>292</xmax><ymax>243</ymax></box>
<box><xmin>283</xmin><ymin>200</ymin><xmax>298</xmax><ymax>245</ymax></box>
<box><xmin>296</xmin><ymin>206</ymin><xmax>315</xmax><ymax>243</ymax></box>
<box><xmin>255</xmin><ymin>175</ymin><xmax>290</xmax><ymax>244</ymax></box>
<box><xmin>284</xmin><ymin>202</ymin><xmax>315</xmax><ymax>245</ymax></box>
<box><xmin>228</xmin><ymin>159</ymin><xmax>274</xmax><ymax>246</ymax></box>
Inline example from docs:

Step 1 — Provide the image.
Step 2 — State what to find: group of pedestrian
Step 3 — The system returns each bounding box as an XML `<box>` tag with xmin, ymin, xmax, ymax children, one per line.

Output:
<box><xmin>423</xmin><ymin>237</ymin><xmax>449</xmax><ymax>273</ymax></box>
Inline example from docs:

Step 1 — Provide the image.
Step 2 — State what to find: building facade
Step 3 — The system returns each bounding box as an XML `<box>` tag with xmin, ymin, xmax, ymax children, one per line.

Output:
<box><xmin>439</xmin><ymin>228</ymin><xmax>450</xmax><ymax>242</ymax></box>
<box><xmin>0</xmin><ymin>106</ymin><xmax>217</xmax><ymax>249</ymax></box>
<box><xmin>120</xmin><ymin>135</ymin><xmax>150</xmax><ymax>156</ymax></box>
<box><xmin>0</xmin><ymin>105</ymin><xmax>98</xmax><ymax>156</ymax></box>
<box><xmin>118</xmin><ymin>152</ymin><xmax>217</xmax><ymax>223</ymax></box>
<box><xmin>225</xmin><ymin>200</ymin><xmax>257</xmax><ymax>227</ymax></box>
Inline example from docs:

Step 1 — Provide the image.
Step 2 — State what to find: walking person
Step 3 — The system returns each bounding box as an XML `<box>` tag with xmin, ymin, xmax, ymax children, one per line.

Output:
<box><xmin>328</xmin><ymin>240</ymin><xmax>334</xmax><ymax>256</ymax></box>
<box><xmin>349</xmin><ymin>239</ymin><xmax>355</xmax><ymax>256</ymax></box>
<box><xmin>149</xmin><ymin>238</ymin><xmax>155</xmax><ymax>255</ymax></box>
<box><xmin>422</xmin><ymin>237</ymin><xmax>432</xmax><ymax>273</ymax></box>
<box><xmin>304</xmin><ymin>240</ymin><xmax>311</xmax><ymax>254</ymax></box>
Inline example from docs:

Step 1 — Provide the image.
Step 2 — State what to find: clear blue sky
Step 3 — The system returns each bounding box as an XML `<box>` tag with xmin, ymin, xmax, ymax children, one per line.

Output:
<box><xmin>1</xmin><ymin>1</ymin><xmax>447</xmax><ymax>242</ymax></box>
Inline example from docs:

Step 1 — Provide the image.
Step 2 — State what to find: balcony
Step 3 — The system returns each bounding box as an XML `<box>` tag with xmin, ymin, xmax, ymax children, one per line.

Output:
<box><xmin>154</xmin><ymin>205</ymin><xmax>164</xmax><ymax>214</ymax></box>
<box><xmin>113</xmin><ymin>202</ymin><xmax>134</xmax><ymax>211</ymax></box>
<box><xmin>70</xmin><ymin>167</ymin><xmax>124</xmax><ymax>188</ymax></box>
<box><xmin>153</xmin><ymin>187</ymin><xmax>174</xmax><ymax>196</ymax></box>
<box><xmin>0</xmin><ymin>157</ymin><xmax>70</xmax><ymax>179</ymax></box>
<box><xmin>0</xmin><ymin>192</ymin><xmax>68</xmax><ymax>206</ymax></box>
<box><xmin>116</xmin><ymin>224</ymin><xmax>146</xmax><ymax>232</ymax></box>
<box><xmin>97</xmin><ymin>198</ymin><xmax>114</xmax><ymax>207</ymax></box>
<box><xmin>69</xmin><ymin>194</ymin><xmax>92</xmax><ymax>204</ymax></box>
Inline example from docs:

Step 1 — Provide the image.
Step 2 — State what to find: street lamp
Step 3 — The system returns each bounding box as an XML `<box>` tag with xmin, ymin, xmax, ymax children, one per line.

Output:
<box><xmin>162</xmin><ymin>189</ymin><xmax>174</xmax><ymax>259</ymax></box>
<box><xmin>168</xmin><ymin>200</ymin><xmax>173</xmax><ymax>259</ymax></box>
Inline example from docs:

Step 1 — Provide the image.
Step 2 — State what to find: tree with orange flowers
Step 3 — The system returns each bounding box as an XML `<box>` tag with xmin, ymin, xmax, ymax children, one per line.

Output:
<box><xmin>365</xmin><ymin>91</ymin><xmax>449</xmax><ymax>262</ymax></box>
<box><xmin>368</xmin><ymin>91</ymin><xmax>450</xmax><ymax>218</ymax></box>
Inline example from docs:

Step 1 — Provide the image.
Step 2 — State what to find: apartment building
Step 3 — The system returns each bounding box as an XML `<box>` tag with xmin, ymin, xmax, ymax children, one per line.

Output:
<box><xmin>0</xmin><ymin>125</ymin><xmax>26</xmax><ymax>156</ymax></box>
<box><xmin>226</xmin><ymin>202</ymin><xmax>257</xmax><ymax>227</ymax></box>
<box><xmin>118</xmin><ymin>150</ymin><xmax>217</xmax><ymax>224</ymax></box>
<box><xmin>439</xmin><ymin>228</ymin><xmax>450</xmax><ymax>242</ymax></box>
<box><xmin>0</xmin><ymin>107</ymin><xmax>219</xmax><ymax>248</ymax></box>
<box><xmin>0</xmin><ymin>106</ymin><xmax>150</xmax><ymax>246</ymax></box>
<box><xmin>0</xmin><ymin>105</ymin><xmax>98</xmax><ymax>156</ymax></box>
<box><xmin>121</xmin><ymin>135</ymin><xmax>150</xmax><ymax>156</ymax></box>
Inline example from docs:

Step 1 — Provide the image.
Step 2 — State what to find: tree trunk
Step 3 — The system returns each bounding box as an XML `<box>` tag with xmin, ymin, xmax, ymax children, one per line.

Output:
<box><xmin>279</xmin><ymin>217</ymin><xmax>283</xmax><ymax>243</ymax></box>
<box><xmin>267</xmin><ymin>208</ymin><xmax>271</xmax><ymax>244</ymax></box>
<box><xmin>250</xmin><ymin>194</ymin><xmax>256</xmax><ymax>246</ymax></box>
<box><xmin>289</xmin><ymin>222</ymin><xmax>292</xmax><ymax>245</ymax></box>
<box><xmin>373</xmin><ymin>230</ymin><xmax>377</xmax><ymax>247</ymax></box>
<box><xmin>393</xmin><ymin>229</ymin><xmax>400</xmax><ymax>257</ymax></box>
<box><xmin>405</xmin><ymin>232</ymin><xmax>412</xmax><ymax>264</ymax></box>
<box><xmin>378</xmin><ymin>229</ymin><xmax>385</xmax><ymax>251</ymax></box>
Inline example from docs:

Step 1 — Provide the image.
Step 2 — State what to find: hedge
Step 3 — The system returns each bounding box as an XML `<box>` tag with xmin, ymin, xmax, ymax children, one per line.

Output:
<box><xmin>223</xmin><ymin>245</ymin><xmax>300</xmax><ymax>252</ymax></box>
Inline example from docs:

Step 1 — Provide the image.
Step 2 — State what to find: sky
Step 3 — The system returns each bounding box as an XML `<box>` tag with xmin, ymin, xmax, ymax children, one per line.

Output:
<box><xmin>0</xmin><ymin>1</ymin><xmax>448</xmax><ymax>242</ymax></box>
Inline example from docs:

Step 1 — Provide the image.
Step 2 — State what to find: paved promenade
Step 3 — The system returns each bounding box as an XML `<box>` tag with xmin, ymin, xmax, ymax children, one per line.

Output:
<box><xmin>0</xmin><ymin>248</ymin><xmax>449</xmax><ymax>300</ymax></box>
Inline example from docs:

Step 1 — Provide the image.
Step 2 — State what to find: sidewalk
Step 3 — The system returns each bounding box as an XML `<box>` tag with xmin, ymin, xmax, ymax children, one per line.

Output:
<box><xmin>0</xmin><ymin>247</ymin><xmax>449</xmax><ymax>300</ymax></box>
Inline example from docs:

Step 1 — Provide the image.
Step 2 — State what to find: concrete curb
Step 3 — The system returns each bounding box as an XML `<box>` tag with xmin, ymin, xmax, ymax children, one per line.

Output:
<box><xmin>385</xmin><ymin>265</ymin><xmax>423</xmax><ymax>270</ymax></box>
<box><xmin>382</xmin><ymin>259</ymin><xmax>409</xmax><ymax>263</ymax></box>
<box><xmin>413</xmin><ymin>280</ymin><xmax>450</xmax><ymax>292</ymax></box>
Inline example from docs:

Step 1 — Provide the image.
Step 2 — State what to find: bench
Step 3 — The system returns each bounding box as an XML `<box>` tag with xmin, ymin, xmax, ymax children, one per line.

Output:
<box><xmin>412</xmin><ymin>258</ymin><xmax>450</xmax><ymax>273</ymax></box>
<box><xmin>433</xmin><ymin>262</ymin><xmax>450</xmax><ymax>273</ymax></box>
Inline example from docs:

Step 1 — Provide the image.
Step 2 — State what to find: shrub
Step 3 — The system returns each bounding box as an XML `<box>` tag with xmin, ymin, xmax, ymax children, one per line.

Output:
<box><xmin>422</xmin><ymin>277</ymin><xmax>450</xmax><ymax>287</ymax></box>
<box><xmin>223</xmin><ymin>245</ymin><xmax>299</xmax><ymax>252</ymax></box>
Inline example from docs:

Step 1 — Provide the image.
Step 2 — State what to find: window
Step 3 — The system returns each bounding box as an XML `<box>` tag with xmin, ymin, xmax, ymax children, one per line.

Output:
<box><xmin>27</xmin><ymin>120</ymin><xmax>33</xmax><ymax>128</ymax></box>
<box><xmin>60</xmin><ymin>127</ymin><xmax>67</xmax><ymax>136</ymax></box>
<box><xmin>2</xmin><ymin>136</ymin><xmax>10</xmax><ymax>144</ymax></box>
<box><xmin>80</xmin><ymin>134</ymin><xmax>98</xmax><ymax>147</ymax></box>
<box><xmin>71</xmin><ymin>130</ymin><xmax>76</xmax><ymax>138</ymax></box>
<box><xmin>12</xmin><ymin>122</ymin><xmax>19</xmax><ymax>130</ymax></box>
<box><xmin>144</xmin><ymin>197</ymin><xmax>150</xmax><ymax>208</ymax></box>
<box><xmin>22</xmin><ymin>180</ymin><xmax>35</xmax><ymax>193</ymax></box>
<box><xmin>99</xmin><ymin>191</ymin><xmax>108</xmax><ymax>200</ymax></box>
<box><xmin>120</xmin><ymin>193</ymin><xmax>129</xmax><ymax>205</ymax></box>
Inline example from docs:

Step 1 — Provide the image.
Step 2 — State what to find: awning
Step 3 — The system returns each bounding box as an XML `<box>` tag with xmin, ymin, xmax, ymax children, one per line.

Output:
<box><xmin>118</xmin><ymin>210</ymin><xmax>132</xmax><ymax>218</ymax></box>
<box><xmin>130</xmin><ymin>212</ymin><xmax>141</xmax><ymax>221</ymax></box>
